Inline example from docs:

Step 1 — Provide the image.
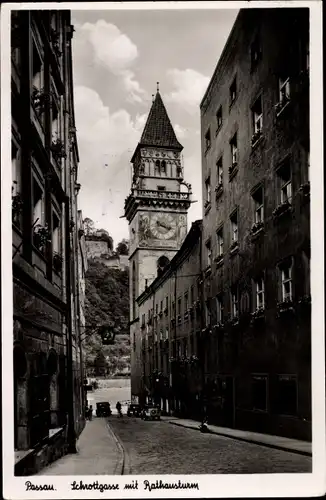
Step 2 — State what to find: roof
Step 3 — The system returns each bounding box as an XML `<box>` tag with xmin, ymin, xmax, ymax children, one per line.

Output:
<box><xmin>131</xmin><ymin>91</ymin><xmax>183</xmax><ymax>162</ymax></box>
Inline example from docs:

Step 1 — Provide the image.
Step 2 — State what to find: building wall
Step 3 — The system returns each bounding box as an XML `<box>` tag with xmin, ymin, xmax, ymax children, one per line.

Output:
<box><xmin>12</xmin><ymin>10</ymin><xmax>85</xmax><ymax>474</ymax></box>
<box><xmin>136</xmin><ymin>222</ymin><xmax>202</xmax><ymax>413</ymax></box>
<box><xmin>85</xmin><ymin>239</ymin><xmax>112</xmax><ymax>259</ymax></box>
<box><xmin>200</xmin><ymin>8</ymin><xmax>310</xmax><ymax>439</ymax></box>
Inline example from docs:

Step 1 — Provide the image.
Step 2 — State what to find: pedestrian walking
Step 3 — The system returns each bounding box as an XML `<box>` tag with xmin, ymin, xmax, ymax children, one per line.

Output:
<box><xmin>88</xmin><ymin>405</ymin><xmax>93</xmax><ymax>421</ymax></box>
<box><xmin>116</xmin><ymin>401</ymin><xmax>122</xmax><ymax>418</ymax></box>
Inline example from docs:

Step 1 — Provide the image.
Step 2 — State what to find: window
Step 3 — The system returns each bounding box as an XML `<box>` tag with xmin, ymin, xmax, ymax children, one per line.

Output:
<box><xmin>155</xmin><ymin>160</ymin><xmax>160</xmax><ymax>175</ymax></box>
<box><xmin>205</xmin><ymin>299</ymin><xmax>211</xmax><ymax>327</ymax></box>
<box><xmin>230</xmin><ymin>210</ymin><xmax>238</xmax><ymax>243</ymax></box>
<box><xmin>216</xmin><ymin>106</ymin><xmax>222</xmax><ymax>131</ymax></box>
<box><xmin>141</xmin><ymin>314</ymin><xmax>146</xmax><ymax>327</ymax></box>
<box><xmin>205</xmin><ymin>239</ymin><xmax>212</xmax><ymax>267</ymax></box>
<box><xmin>205</xmin><ymin>177</ymin><xmax>211</xmax><ymax>204</ymax></box>
<box><xmin>161</xmin><ymin>160</ymin><xmax>166</xmax><ymax>175</ymax></box>
<box><xmin>160</xmin><ymin>300</ymin><xmax>163</xmax><ymax>312</ymax></box>
<box><xmin>51</xmin><ymin>97</ymin><xmax>60</xmax><ymax>142</ymax></box>
<box><xmin>280</xmin><ymin>261</ymin><xmax>293</xmax><ymax>302</ymax></box>
<box><xmin>216</xmin><ymin>295</ymin><xmax>224</xmax><ymax>323</ymax></box>
<box><xmin>205</xmin><ymin>128</ymin><xmax>211</xmax><ymax>152</ymax></box>
<box><xmin>230</xmin><ymin>133</ymin><xmax>238</xmax><ymax>166</ymax></box>
<box><xmin>255</xmin><ymin>277</ymin><xmax>265</xmax><ymax>310</ymax></box>
<box><xmin>172</xmin><ymin>301</ymin><xmax>175</xmax><ymax>316</ymax></box>
<box><xmin>184</xmin><ymin>292</ymin><xmax>189</xmax><ymax>311</ymax></box>
<box><xmin>32</xmin><ymin>177</ymin><xmax>45</xmax><ymax>226</ymax></box>
<box><xmin>165</xmin><ymin>296</ymin><xmax>169</xmax><ymax>313</ymax></box>
<box><xmin>277</xmin><ymin>162</ymin><xmax>292</xmax><ymax>205</ymax></box>
<box><xmin>216</xmin><ymin>157</ymin><xmax>223</xmax><ymax>187</ymax></box>
<box><xmin>177</xmin><ymin>297</ymin><xmax>182</xmax><ymax>315</ymax></box>
<box><xmin>216</xmin><ymin>226</ymin><xmax>224</xmax><ymax>257</ymax></box>
<box><xmin>157</xmin><ymin>186</ymin><xmax>166</xmax><ymax>192</ymax></box>
<box><xmin>229</xmin><ymin>76</ymin><xmax>237</xmax><ymax>106</ymax></box>
<box><xmin>278</xmin><ymin>76</ymin><xmax>290</xmax><ymax>105</ymax></box>
<box><xmin>190</xmin><ymin>286</ymin><xmax>194</xmax><ymax>304</ymax></box>
<box><xmin>155</xmin><ymin>303</ymin><xmax>158</xmax><ymax>316</ymax></box>
<box><xmin>275</xmin><ymin>375</ymin><xmax>297</xmax><ymax>415</ymax></box>
<box><xmin>32</xmin><ymin>40</ymin><xmax>43</xmax><ymax>91</ymax></box>
<box><xmin>11</xmin><ymin>142</ymin><xmax>22</xmax><ymax>196</ymax></box>
<box><xmin>231</xmin><ymin>289</ymin><xmax>238</xmax><ymax>319</ymax></box>
<box><xmin>252</xmin><ymin>96</ymin><xmax>263</xmax><ymax>137</ymax></box>
<box><xmin>251</xmin><ymin>34</ymin><xmax>262</xmax><ymax>69</ymax></box>
<box><xmin>52</xmin><ymin>210</ymin><xmax>60</xmax><ymax>255</ymax></box>
<box><xmin>252</xmin><ymin>186</ymin><xmax>264</xmax><ymax>224</ymax></box>
<box><xmin>252</xmin><ymin>375</ymin><xmax>267</xmax><ymax>411</ymax></box>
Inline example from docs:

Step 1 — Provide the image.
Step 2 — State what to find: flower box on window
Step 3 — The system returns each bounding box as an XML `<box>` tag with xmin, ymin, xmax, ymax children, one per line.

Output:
<box><xmin>33</xmin><ymin>224</ymin><xmax>51</xmax><ymax>253</ymax></box>
<box><xmin>273</xmin><ymin>201</ymin><xmax>291</xmax><ymax>218</ymax></box>
<box><xmin>31</xmin><ymin>87</ymin><xmax>48</xmax><ymax>114</ymax></box>
<box><xmin>277</xmin><ymin>298</ymin><xmax>294</xmax><ymax>314</ymax></box>
<box><xmin>53</xmin><ymin>251</ymin><xmax>63</xmax><ymax>274</ymax></box>
<box><xmin>51</xmin><ymin>138</ymin><xmax>67</xmax><ymax>163</ymax></box>
<box><xmin>12</xmin><ymin>190</ymin><xmax>23</xmax><ymax>226</ymax></box>
<box><xmin>251</xmin><ymin>129</ymin><xmax>262</xmax><ymax>147</ymax></box>
<box><xmin>251</xmin><ymin>307</ymin><xmax>265</xmax><ymax>323</ymax></box>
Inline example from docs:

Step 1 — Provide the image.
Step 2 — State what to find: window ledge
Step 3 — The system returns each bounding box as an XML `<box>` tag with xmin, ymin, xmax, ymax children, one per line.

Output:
<box><xmin>204</xmin><ymin>145</ymin><xmax>211</xmax><ymax>156</ymax></box>
<box><xmin>204</xmin><ymin>265</ymin><xmax>212</xmax><ymax>277</ymax></box>
<box><xmin>251</xmin><ymin>132</ymin><xmax>263</xmax><ymax>150</ymax></box>
<box><xmin>204</xmin><ymin>202</ymin><xmax>211</xmax><ymax>215</ymax></box>
<box><xmin>229</xmin><ymin>164</ymin><xmax>238</xmax><ymax>181</ymax></box>
<box><xmin>275</xmin><ymin>98</ymin><xmax>291</xmax><ymax>118</ymax></box>
<box><xmin>214</xmin><ymin>255</ymin><xmax>224</xmax><ymax>267</ymax></box>
<box><xmin>251</xmin><ymin>224</ymin><xmax>265</xmax><ymax>239</ymax></box>
<box><xmin>215</xmin><ymin>125</ymin><xmax>222</xmax><ymax>137</ymax></box>
<box><xmin>215</xmin><ymin>184</ymin><xmax>223</xmax><ymax>199</ymax></box>
<box><xmin>230</xmin><ymin>243</ymin><xmax>239</xmax><ymax>255</ymax></box>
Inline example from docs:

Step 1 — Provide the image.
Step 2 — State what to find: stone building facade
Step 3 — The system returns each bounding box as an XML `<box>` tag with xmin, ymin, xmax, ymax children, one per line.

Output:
<box><xmin>124</xmin><ymin>90</ymin><xmax>192</xmax><ymax>402</ymax></box>
<box><xmin>200</xmin><ymin>8</ymin><xmax>310</xmax><ymax>440</ymax></box>
<box><xmin>12</xmin><ymin>10</ymin><xmax>85</xmax><ymax>474</ymax></box>
<box><xmin>136</xmin><ymin>221</ymin><xmax>203</xmax><ymax>414</ymax></box>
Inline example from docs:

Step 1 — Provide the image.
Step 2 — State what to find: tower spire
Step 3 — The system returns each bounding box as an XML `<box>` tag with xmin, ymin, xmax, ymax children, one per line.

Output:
<box><xmin>156</xmin><ymin>81</ymin><xmax>160</xmax><ymax>93</ymax></box>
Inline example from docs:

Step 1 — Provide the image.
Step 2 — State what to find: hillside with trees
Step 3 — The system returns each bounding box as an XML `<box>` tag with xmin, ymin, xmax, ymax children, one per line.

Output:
<box><xmin>84</xmin><ymin>256</ymin><xmax>130</xmax><ymax>378</ymax></box>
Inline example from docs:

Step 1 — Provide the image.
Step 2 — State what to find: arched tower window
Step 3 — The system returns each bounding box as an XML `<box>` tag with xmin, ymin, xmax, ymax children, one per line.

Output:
<box><xmin>155</xmin><ymin>160</ymin><xmax>160</xmax><ymax>175</ymax></box>
<box><xmin>132</xmin><ymin>261</ymin><xmax>136</xmax><ymax>319</ymax></box>
<box><xmin>161</xmin><ymin>160</ymin><xmax>166</xmax><ymax>175</ymax></box>
<box><xmin>157</xmin><ymin>255</ymin><xmax>170</xmax><ymax>277</ymax></box>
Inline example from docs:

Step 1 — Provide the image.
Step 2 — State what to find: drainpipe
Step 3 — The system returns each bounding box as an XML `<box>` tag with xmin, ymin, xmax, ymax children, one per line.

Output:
<box><xmin>199</xmin><ymin>226</ymin><xmax>205</xmax><ymax>408</ymax></box>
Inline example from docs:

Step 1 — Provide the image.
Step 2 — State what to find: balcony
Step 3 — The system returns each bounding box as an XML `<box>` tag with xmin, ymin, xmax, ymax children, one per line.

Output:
<box><xmin>251</xmin><ymin>307</ymin><xmax>265</xmax><ymax>324</ymax></box>
<box><xmin>251</xmin><ymin>130</ymin><xmax>263</xmax><ymax>149</ymax></box>
<box><xmin>131</xmin><ymin>188</ymin><xmax>190</xmax><ymax>202</ymax></box>
<box><xmin>277</xmin><ymin>298</ymin><xmax>294</xmax><ymax>316</ymax></box>
<box><xmin>275</xmin><ymin>95</ymin><xmax>291</xmax><ymax>117</ymax></box>
<box><xmin>230</xmin><ymin>241</ymin><xmax>239</xmax><ymax>255</ymax></box>
<box><xmin>251</xmin><ymin>221</ymin><xmax>264</xmax><ymax>239</ymax></box>
<box><xmin>214</xmin><ymin>254</ymin><xmax>224</xmax><ymax>267</ymax></box>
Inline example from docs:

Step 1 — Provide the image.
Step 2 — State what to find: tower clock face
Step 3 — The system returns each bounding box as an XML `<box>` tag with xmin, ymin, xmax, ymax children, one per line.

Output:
<box><xmin>150</xmin><ymin>213</ymin><xmax>177</xmax><ymax>240</ymax></box>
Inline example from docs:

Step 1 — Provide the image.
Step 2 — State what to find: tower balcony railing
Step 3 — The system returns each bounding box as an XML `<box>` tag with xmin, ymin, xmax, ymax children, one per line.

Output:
<box><xmin>131</xmin><ymin>188</ymin><xmax>191</xmax><ymax>201</ymax></box>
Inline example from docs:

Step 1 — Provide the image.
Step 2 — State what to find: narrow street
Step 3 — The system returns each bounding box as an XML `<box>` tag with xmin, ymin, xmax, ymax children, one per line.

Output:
<box><xmin>109</xmin><ymin>416</ymin><xmax>311</xmax><ymax>475</ymax></box>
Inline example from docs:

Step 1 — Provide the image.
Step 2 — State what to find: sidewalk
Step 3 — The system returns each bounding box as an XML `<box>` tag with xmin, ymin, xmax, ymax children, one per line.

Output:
<box><xmin>163</xmin><ymin>417</ymin><xmax>312</xmax><ymax>457</ymax></box>
<box><xmin>37</xmin><ymin>418</ymin><xmax>124</xmax><ymax>475</ymax></box>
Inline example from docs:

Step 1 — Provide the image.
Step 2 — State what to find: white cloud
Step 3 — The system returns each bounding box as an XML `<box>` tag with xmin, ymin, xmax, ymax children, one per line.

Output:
<box><xmin>74</xmin><ymin>21</ymin><xmax>145</xmax><ymax>103</ymax></box>
<box><xmin>74</xmin><ymin>85</ymin><xmax>145</xmax><ymax>244</ymax></box>
<box><xmin>165</xmin><ymin>68</ymin><xmax>210</xmax><ymax>113</ymax></box>
<box><xmin>174</xmin><ymin>124</ymin><xmax>187</xmax><ymax>140</ymax></box>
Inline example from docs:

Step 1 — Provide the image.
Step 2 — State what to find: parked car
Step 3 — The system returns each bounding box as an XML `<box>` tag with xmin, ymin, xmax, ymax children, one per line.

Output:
<box><xmin>127</xmin><ymin>404</ymin><xmax>142</xmax><ymax>417</ymax></box>
<box><xmin>141</xmin><ymin>404</ymin><xmax>161</xmax><ymax>421</ymax></box>
<box><xmin>96</xmin><ymin>402</ymin><xmax>112</xmax><ymax>417</ymax></box>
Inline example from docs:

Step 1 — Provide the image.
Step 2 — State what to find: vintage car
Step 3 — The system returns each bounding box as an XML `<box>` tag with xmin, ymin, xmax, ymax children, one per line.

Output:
<box><xmin>141</xmin><ymin>404</ymin><xmax>161</xmax><ymax>421</ymax></box>
<box><xmin>96</xmin><ymin>402</ymin><xmax>112</xmax><ymax>417</ymax></box>
<box><xmin>127</xmin><ymin>404</ymin><xmax>142</xmax><ymax>417</ymax></box>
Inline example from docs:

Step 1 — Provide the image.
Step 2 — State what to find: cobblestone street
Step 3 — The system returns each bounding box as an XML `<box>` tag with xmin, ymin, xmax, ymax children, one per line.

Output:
<box><xmin>109</xmin><ymin>416</ymin><xmax>311</xmax><ymax>475</ymax></box>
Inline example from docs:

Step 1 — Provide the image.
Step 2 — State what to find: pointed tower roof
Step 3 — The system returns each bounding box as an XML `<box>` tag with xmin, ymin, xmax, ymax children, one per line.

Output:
<box><xmin>131</xmin><ymin>90</ymin><xmax>183</xmax><ymax>162</ymax></box>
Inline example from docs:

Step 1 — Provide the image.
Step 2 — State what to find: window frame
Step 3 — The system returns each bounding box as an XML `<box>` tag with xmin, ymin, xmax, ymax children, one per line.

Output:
<box><xmin>216</xmin><ymin>226</ymin><xmax>224</xmax><ymax>257</ymax></box>
<box><xmin>254</xmin><ymin>276</ymin><xmax>265</xmax><ymax>311</ymax></box>
<box><xmin>216</xmin><ymin>294</ymin><xmax>224</xmax><ymax>323</ymax></box>
<box><xmin>252</xmin><ymin>95</ymin><xmax>263</xmax><ymax>136</ymax></box>
<box><xmin>204</xmin><ymin>128</ymin><xmax>211</xmax><ymax>153</ymax></box>
<box><xmin>216</xmin><ymin>106</ymin><xmax>223</xmax><ymax>132</ymax></box>
<box><xmin>216</xmin><ymin>156</ymin><xmax>223</xmax><ymax>187</ymax></box>
<box><xmin>229</xmin><ymin>76</ymin><xmax>237</xmax><ymax>107</ymax></box>
<box><xmin>230</xmin><ymin>209</ymin><xmax>238</xmax><ymax>244</ymax></box>
<box><xmin>230</xmin><ymin>133</ymin><xmax>238</xmax><ymax>166</ymax></box>
<box><xmin>205</xmin><ymin>238</ymin><xmax>212</xmax><ymax>267</ymax></box>
<box><xmin>230</xmin><ymin>287</ymin><xmax>239</xmax><ymax>320</ymax></box>
<box><xmin>252</xmin><ymin>185</ymin><xmax>264</xmax><ymax>224</ymax></box>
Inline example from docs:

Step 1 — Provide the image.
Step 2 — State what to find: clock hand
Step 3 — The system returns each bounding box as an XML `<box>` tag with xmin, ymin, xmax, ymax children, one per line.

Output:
<box><xmin>157</xmin><ymin>221</ymin><xmax>172</xmax><ymax>231</ymax></box>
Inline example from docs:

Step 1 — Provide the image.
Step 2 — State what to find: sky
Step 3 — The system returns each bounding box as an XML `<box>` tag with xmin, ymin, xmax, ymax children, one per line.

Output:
<box><xmin>71</xmin><ymin>7</ymin><xmax>239</xmax><ymax>247</ymax></box>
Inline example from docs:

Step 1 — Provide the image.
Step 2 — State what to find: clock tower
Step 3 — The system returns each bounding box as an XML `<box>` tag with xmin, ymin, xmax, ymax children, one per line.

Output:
<box><xmin>124</xmin><ymin>88</ymin><xmax>192</xmax><ymax>401</ymax></box>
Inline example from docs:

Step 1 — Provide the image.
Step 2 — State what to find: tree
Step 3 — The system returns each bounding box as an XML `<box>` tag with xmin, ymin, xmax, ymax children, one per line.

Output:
<box><xmin>83</xmin><ymin>217</ymin><xmax>95</xmax><ymax>237</ymax></box>
<box><xmin>116</xmin><ymin>239</ymin><xmax>129</xmax><ymax>255</ymax></box>
<box><xmin>94</xmin><ymin>351</ymin><xmax>108</xmax><ymax>377</ymax></box>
